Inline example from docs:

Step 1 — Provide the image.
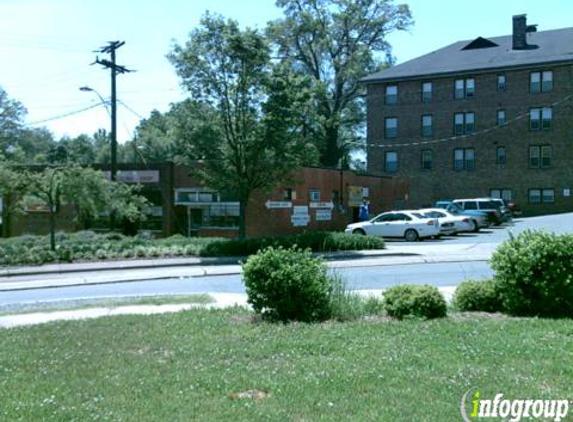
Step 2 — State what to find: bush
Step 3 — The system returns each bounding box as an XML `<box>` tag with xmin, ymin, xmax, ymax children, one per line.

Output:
<box><xmin>201</xmin><ymin>231</ymin><xmax>384</xmax><ymax>257</ymax></box>
<box><xmin>383</xmin><ymin>284</ymin><xmax>447</xmax><ymax>320</ymax></box>
<box><xmin>242</xmin><ymin>246</ymin><xmax>333</xmax><ymax>323</ymax></box>
<box><xmin>490</xmin><ymin>230</ymin><xmax>573</xmax><ymax>317</ymax></box>
<box><xmin>452</xmin><ymin>279</ymin><xmax>502</xmax><ymax>312</ymax></box>
<box><xmin>329</xmin><ymin>274</ymin><xmax>365</xmax><ymax>322</ymax></box>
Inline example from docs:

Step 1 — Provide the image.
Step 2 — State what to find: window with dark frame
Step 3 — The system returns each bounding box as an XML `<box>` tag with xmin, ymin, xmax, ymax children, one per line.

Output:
<box><xmin>421</xmin><ymin>150</ymin><xmax>433</xmax><ymax>170</ymax></box>
<box><xmin>490</xmin><ymin>189</ymin><xmax>512</xmax><ymax>200</ymax></box>
<box><xmin>530</xmin><ymin>107</ymin><xmax>552</xmax><ymax>131</ymax></box>
<box><xmin>530</xmin><ymin>71</ymin><xmax>553</xmax><ymax>93</ymax></box>
<box><xmin>454</xmin><ymin>112</ymin><xmax>475</xmax><ymax>135</ymax></box>
<box><xmin>283</xmin><ymin>188</ymin><xmax>293</xmax><ymax>201</ymax></box>
<box><xmin>529</xmin><ymin>188</ymin><xmax>555</xmax><ymax>204</ymax></box>
<box><xmin>385</xmin><ymin>85</ymin><xmax>398</xmax><ymax>105</ymax></box>
<box><xmin>497</xmin><ymin>109</ymin><xmax>506</xmax><ymax>126</ymax></box>
<box><xmin>496</xmin><ymin>147</ymin><xmax>506</xmax><ymax>165</ymax></box>
<box><xmin>529</xmin><ymin>145</ymin><xmax>553</xmax><ymax>168</ymax></box>
<box><xmin>385</xmin><ymin>151</ymin><xmax>398</xmax><ymax>173</ymax></box>
<box><xmin>497</xmin><ymin>74</ymin><xmax>506</xmax><ymax>91</ymax></box>
<box><xmin>529</xmin><ymin>189</ymin><xmax>541</xmax><ymax>203</ymax></box>
<box><xmin>454</xmin><ymin>78</ymin><xmax>475</xmax><ymax>99</ymax></box>
<box><xmin>422</xmin><ymin>82</ymin><xmax>432</xmax><ymax>102</ymax></box>
<box><xmin>454</xmin><ymin>148</ymin><xmax>474</xmax><ymax>170</ymax></box>
<box><xmin>421</xmin><ymin>114</ymin><xmax>433</xmax><ymax>137</ymax></box>
<box><xmin>309</xmin><ymin>189</ymin><xmax>320</xmax><ymax>202</ymax></box>
<box><xmin>385</xmin><ymin>117</ymin><xmax>398</xmax><ymax>138</ymax></box>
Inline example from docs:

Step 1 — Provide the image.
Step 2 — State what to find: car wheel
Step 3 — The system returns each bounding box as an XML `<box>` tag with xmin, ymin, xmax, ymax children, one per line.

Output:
<box><xmin>470</xmin><ymin>219</ymin><xmax>479</xmax><ymax>233</ymax></box>
<box><xmin>353</xmin><ymin>228</ymin><xmax>366</xmax><ymax>235</ymax></box>
<box><xmin>404</xmin><ymin>229</ymin><xmax>419</xmax><ymax>242</ymax></box>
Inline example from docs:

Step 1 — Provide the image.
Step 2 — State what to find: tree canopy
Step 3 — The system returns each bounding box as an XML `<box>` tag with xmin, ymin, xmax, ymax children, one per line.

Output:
<box><xmin>169</xmin><ymin>14</ymin><xmax>317</xmax><ymax>238</ymax></box>
<box><xmin>267</xmin><ymin>0</ymin><xmax>413</xmax><ymax>166</ymax></box>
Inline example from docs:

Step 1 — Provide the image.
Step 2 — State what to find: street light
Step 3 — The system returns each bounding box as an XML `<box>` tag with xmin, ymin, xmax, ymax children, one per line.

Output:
<box><xmin>79</xmin><ymin>86</ymin><xmax>108</xmax><ymax>111</ymax></box>
<box><xmin>80</xmin><ymin>85</ymin><xmax>117</xmax><ymax>230</ymax></box>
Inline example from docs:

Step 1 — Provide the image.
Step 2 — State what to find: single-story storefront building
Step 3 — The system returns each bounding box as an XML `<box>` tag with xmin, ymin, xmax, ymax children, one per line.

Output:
<box><xmin>5</xmin><ymin>162</ymin><xmax>409</xmax><ymax>238</ymax></box>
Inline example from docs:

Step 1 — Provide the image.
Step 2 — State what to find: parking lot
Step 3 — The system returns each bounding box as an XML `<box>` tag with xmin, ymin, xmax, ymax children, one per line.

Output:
<box><xmin>384</xmin><ymin>212</ymin><xmax>573</xmax><ymax>246</ymax></box>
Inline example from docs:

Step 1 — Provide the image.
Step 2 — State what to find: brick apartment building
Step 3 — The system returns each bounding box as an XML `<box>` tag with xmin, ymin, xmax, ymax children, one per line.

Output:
<box><xmin>362</xmin><ymin>14</ymin><xmax>573</xmax><ymax>215</ymax></box>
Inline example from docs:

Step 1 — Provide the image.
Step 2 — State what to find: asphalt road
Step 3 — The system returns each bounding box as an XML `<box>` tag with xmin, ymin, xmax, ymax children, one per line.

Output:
<box><xmin>0</xmin><ymin>261</ymin><xmax>494</xmax><ymax>308</ymax></box>
<box><xmin>0</xmin><ymin>212</ymin><xmax>570</xmax><ymax>308</ymax></box>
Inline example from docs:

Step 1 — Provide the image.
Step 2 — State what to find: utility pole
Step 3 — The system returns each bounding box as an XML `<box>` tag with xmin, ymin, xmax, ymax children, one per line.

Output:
<box><xmin>92</xmin><ymin>41</ymin><xmax>133</xmax><ymax>230</ymax></box>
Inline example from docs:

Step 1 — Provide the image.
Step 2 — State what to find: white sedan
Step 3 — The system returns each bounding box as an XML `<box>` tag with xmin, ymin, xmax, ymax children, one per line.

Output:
<box><xmin>345</xmin><ymin>210</ymin><xmax>440</xmax><ymax>242</ymax></box>
<box><xmin>419</xmin><ymin>208</ymin><xmax>474</xmax><ymax>235</ymax></box>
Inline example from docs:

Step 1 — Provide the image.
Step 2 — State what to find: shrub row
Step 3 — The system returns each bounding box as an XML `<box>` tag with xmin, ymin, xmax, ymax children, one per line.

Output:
<box><xmin>201</xmin><ymin>231</ymin><xmax>384</xmax><ymax>257</ymax></box>
<box><xmin>453</xmin><ymin>230</ymin><xmax>573</xmax><ymax>318</ymax></box>
<box><xmin>243</xmin><ymin>246</ymin><xmax>445</xmax><ymax>323</ymax></box>
<box><xmin>0</xmin><ymin>230</ymin><xmax>384</xmax><ymax>267</ymax></box>
<box><xmin>0</xmin><ymin>232</ymin><xmax>219</xmax><ymax>267</ymax></box>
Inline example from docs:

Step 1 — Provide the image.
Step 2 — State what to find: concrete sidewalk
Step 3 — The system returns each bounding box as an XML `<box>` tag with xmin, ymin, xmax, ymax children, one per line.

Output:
<box><xmin>0</xmin><ymin>242</ymin><xmax>496</xmax><ymax>292</ymax></box>
<box><xmin>0</xmin><ymin>287</ymin><xmax>459</xmax><ymax>329</ymax></box>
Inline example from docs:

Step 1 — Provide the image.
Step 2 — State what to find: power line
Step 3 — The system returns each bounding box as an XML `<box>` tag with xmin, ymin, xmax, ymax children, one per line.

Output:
<box><xmin>26</xmin><ymin>103</ymin><xmax>105</xmax><ymax>126</ymax></box>
<box><xmin>351</xmin><ymin>91</ymin><xmax>573</xmax><ymax>149</ymax></box>
<box><xmin>118</xmin><ymin>100</ymin><xmax>146</xmax><ymax>120</ymax></box>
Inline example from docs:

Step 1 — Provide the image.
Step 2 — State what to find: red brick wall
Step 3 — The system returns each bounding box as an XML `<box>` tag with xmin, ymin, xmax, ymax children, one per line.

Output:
<box><xmin>173</xmin><ymin>165</ymin><xmax>407</xmax><ymax>239</ymax></box>
<box><xmin>366</xmin><ymin>63</ymin><xmax>573</xmax><ymax>215</ymax></box>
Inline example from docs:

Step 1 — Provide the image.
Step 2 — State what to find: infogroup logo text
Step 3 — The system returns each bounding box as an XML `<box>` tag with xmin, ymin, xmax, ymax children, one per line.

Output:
<box><xmin>461</xmin><ymin>387</ymin><xmax>571</xmax><ymax>422</ymax></box>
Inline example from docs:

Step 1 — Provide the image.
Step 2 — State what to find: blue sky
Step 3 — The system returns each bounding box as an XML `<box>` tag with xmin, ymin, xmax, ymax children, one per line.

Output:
<box><xmin>1</xmin><ymin>0</ymin><xmax>572</xmax><ymax>142</ymax></box>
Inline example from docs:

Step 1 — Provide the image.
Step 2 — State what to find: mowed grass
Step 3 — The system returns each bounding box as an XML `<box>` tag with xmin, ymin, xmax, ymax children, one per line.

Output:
<box><xmin>0</xmin><ymin>294</ymin><xmax>213</xmax><ymax>316</ymax></box>
<box><xmin>0</xmin><ymin>309</ymin><xmax>572</xmax><ymax>422</ymax></box>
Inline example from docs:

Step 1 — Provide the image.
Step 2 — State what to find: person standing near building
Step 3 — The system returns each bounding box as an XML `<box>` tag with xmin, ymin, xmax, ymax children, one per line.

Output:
<box><xmin>358</xmin><ymin>198</ymin><xmax>370</xmax><ymax>221</ymax></box>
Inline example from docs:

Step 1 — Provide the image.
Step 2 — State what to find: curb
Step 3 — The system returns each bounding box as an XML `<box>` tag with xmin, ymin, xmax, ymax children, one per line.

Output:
<box><xmin>0</xmin><ymin>250</ymin><xmax>417</xmax><ymax>278</ymax></box>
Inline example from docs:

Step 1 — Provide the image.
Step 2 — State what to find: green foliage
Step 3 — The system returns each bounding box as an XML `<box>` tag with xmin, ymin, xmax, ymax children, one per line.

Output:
<box><xmin>452</xmin><ymin>279</ymin><xmax>503</xmax><ymax>313</ymax></box>
<box><xmin>329</xmin><ymin>274</ymin><xmax>365</xmax><ymax>322</ymax></box>
<box><xmin>169</xmin><ymin>14</ymin><xmax>318</xmax><ymax>239</ymax></box>
<box><xmin>201</xmin><ymin>231</ymin><xmax>384</xmax><ymax>256</ymax></box>
<box><xmin>383</xmin><ymin>284</ymin><xmax>447</xmax><ymax>320</ymax></box>
<box><xmin>268</xmin><ymin>0</ymin><xmax>413</xmax><ymax>166</ymax></box>
<box><xmin>0</xmin><ymin>232</ymin><xmax>223</xmax><ymax>267</ymax></box>
<box><xmin>242</xmin><ymin>246</ymin><xmax>333</xmax><ymax>322</ymax></box>
<box><xmin>490</xmin><ymin>230</ymin><xmax>573</xmax><ymax>317</ymax></box>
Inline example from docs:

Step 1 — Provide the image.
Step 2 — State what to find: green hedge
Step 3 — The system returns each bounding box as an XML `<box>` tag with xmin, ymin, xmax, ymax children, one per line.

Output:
<box><xmin>0</xmin><ymin>230</ymin><xmax>384</xmax><ymax>267</ymax></box>
<box><xmin>0</xmin><ymin>232</ymin><xmax>219</xmax><ymax>267</ymax></box>
<box><xmin>490</xmin><ymin>230</ymin><xmax>573</xmax><ymax>318</ymax></box>
<box><xmin>200</xmin><ymin>231</ymin><xmax>384</xmax><ymax>257</ymax></box>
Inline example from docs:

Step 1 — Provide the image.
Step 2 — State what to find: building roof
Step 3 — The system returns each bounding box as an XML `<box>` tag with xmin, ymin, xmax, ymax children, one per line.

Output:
<box><xmin>362</xmin><ymin>27</ymin><xmax>573</xmax><ymax>83</ymax></box>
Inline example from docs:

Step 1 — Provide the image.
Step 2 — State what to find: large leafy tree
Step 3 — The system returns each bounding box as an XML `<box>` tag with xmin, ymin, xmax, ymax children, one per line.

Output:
<box><xmin>267</xmin><ymin>0</ymin><xmax>413</xmax><ymax>166</ymax></box>
<box><xmin>24</xmin><ymin>166</ymin><xmax>149</xmax><ymax>250</ymax></box>
<box><xmin>169</xmin><ymin>14</ymin><xmax>317</xmax><ymax>239</ymax></box>
<box><xmin>132</xmin><ymin>100</ymin><xmax>212</xmax><ymax>164</ymax></box>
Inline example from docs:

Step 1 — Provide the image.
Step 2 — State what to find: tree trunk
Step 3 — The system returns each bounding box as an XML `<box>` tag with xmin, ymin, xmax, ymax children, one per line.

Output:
<box><xmin>238</xmin><ymin>199</ymin><xmax>247</xmax><ymax>240</ymax></box>
<box><xmin>321</xmin><ymin>124</ymin><xmax>341</xmax><ymax>167</ymax></box>
<box><xmin>49</xmin><ymin>209</ymin><xmax>56</xmax><ymax>251</ymax></box>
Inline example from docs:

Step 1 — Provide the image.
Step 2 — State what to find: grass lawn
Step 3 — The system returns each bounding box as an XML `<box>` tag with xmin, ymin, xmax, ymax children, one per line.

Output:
<box><xmin>0</xmin><ymin>309</ymin><xmax>572</xmax><ymax>421</ymax></box>
<box><xmin>0</xmin><ymin>294</ymin><xmax>213</xmax><ymax>316</ymax></box>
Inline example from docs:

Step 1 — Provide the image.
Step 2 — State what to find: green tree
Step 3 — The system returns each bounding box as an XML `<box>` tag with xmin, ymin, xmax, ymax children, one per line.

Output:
<box><xmin>0</xmin><ymin>161</ymin><xmax>30</xmax><ymax>237</ymax></box>
<box><xmin>267</xmin><ymin>0</ymin><xmax>413</xmax><ymax>166</ymax></box>
<box><xmin>169</xmin><ymin>14</ymin><xmax>317</xmax><ymax>239</ymax></box>
<box><xmin>24</xmin><ymin>166</ymin><xmax>149</xmax><ymax>250</ymax></box>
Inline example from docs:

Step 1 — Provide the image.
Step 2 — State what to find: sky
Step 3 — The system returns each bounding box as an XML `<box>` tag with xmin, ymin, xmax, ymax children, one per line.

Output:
<box><xmin>1</xmin><ymin>0</ymin><xmax>572</xmax><ymax>143</ymax></box>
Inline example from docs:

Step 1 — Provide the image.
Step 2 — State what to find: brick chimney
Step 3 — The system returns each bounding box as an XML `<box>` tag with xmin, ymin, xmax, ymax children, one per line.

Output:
<box><xmin>512</xmin><ymin>14</ymin><xmax>527</xmax><ymax>50</ymax></box>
